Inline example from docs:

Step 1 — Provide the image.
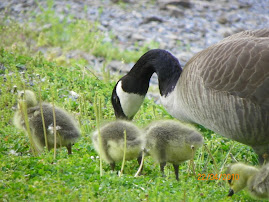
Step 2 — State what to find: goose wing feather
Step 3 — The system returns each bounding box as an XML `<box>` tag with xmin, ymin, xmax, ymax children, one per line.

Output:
<box><xmin>188</xmin><ymin>29</ymin><xmax>269</xmax><ymax>109</ymax></box>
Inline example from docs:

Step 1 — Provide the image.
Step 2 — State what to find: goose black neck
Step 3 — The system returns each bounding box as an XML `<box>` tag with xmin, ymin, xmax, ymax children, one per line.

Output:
<box><xmin>127</xmin><ymin>49</ymin><xmax>182</xmax><ymax>96</ymax></box>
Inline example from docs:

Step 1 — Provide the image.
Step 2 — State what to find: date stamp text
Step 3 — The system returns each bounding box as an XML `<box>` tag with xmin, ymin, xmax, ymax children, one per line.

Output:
<box><xmin>197</xmin><ymin>174</ymin><xmax>239</xmax><ymax>181</ymax></box>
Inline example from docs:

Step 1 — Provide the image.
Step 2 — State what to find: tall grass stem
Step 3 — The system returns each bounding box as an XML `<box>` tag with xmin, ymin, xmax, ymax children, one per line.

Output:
<box><xmin>119</xmin><ymin>130</ymin><xmax>127</xmax><ymax>177</ymax></box>
<box><xmin>134</xmin><ymin>150</ymin><xmax>145</xmax><ymax>177</ymax></box>
<box><xmin>38</xmin><ymin>86</ymin><xmax>48</xmax><ymax>151</ymax></box>
<box><xmin>94</xmin><ymin>94</ymin><xmax>103</xmax><ymax>176</ymax></box>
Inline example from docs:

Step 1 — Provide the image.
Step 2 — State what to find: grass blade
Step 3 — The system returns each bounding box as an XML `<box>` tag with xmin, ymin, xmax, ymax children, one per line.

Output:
<box><xmin>119</xmin><ymin>130</ymin><xmax>127</xmax><ymax>177</ymax></box>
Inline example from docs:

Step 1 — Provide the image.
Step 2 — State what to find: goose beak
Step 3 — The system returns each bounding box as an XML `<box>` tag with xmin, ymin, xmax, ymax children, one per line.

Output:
<box><xmin>228</xmin><ymin>188</ymin><xmax>234</xmax><ymax>197</ymax></box>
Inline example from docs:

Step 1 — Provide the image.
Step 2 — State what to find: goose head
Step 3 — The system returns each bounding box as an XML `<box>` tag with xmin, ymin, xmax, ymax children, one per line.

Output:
<box><xmin>111</xmin><ymin>49</ymin><xmax>182</xmax><ymax>120</ymax></box>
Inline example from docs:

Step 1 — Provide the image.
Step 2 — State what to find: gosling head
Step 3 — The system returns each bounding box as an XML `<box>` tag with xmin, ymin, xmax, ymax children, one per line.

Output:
<box><xmin>17</xmin><ymin>90</ymin><xmax>38</xmax><ymax>109</ymax></box>
<box><xmin>226</xmin><ymin>163</ymin><xmax>259</xmax><ymax>197</ymax></box>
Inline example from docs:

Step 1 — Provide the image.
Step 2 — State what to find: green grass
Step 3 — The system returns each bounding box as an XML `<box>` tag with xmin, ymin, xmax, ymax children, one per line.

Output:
<box><xmin>0</xmin><ymin>1</ymin><xmax>263</xmax><ymax>201</ymax></box>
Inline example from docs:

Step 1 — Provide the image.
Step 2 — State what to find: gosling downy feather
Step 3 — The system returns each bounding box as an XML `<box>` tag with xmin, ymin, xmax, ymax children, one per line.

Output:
<box><xmin>111</xmin><ymin>29</ymin><xmax>269</xmax><ymax>164</ymax></box>
<box><xmin>92</xmin><ymin>120</ymin><xmax>144</xmax><ymax>171</ymax></box>
<box><xmin>145</xmin><ymin>120</ymin><xmax>203</xmax><ymax>180</ymax></box>
<box><xmin>226</xmin><ymin>163</ymin><xmax>269</xmax><ymax>199</ymax></box>
<box><xmin>13</xmin><ymin>90</ymin><xmax>80</xmax><ymax>154</ymax></box>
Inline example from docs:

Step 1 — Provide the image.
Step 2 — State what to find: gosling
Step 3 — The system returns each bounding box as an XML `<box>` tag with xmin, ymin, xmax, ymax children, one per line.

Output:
<box><xmin>13</xmin><ymin>90</ymin><xmax>80</xmax><ymax>155</ymax></box>
<box><xmin>92</xmin><ymin>120</ymin><xmax>144</xmax><ymax>171</ymax></box>
<box><xmin>227</xmin><ymin>163</ymin><xmax>269</xmax><ymax>199</ymax></box>
<box><xmin>145</xmin><ymin>120</ymin><xmax>203</xmax><ymax>180</ymax></box>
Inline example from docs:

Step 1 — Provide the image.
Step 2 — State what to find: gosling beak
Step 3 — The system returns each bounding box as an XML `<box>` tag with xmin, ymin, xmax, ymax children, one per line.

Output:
<box><xmin>228</xmin><ymin>188</ymin><xmax>234</xmax><ymax>197</ymax></box>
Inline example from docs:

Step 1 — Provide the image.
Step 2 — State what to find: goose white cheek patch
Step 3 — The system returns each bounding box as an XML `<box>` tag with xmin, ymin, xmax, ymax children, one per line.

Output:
<box><xmin>116</xmin><ymin>81</ymin><xmax>145</xmax><ymax>119</ymax></box>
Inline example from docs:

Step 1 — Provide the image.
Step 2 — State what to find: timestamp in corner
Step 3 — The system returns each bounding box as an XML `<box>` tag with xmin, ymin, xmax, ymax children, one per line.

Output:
<box><xmin>197</xmin><ymin>173</ymin><xmax>239</xmax><ymax>181</ymax></box>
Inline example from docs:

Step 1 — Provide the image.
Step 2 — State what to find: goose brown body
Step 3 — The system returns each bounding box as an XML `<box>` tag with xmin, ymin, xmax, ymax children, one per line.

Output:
<box><xmin>160</xmin><ymin>29</ymin><xmax>269</xmax><ymax>163</ymax></box>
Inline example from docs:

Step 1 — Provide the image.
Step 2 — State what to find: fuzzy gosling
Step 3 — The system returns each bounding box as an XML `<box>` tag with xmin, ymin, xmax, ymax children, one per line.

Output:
<box><xmin>145</xmin><ymin>120</ymin><xmax>203</xmax><ymax>180</ymax></box>
<box><xmin>92</xmin><ymin>120</ymin><xmax>144</xmax><ymax>171</ymax></box>
<box><xmin>13</xmin><ymin>90</ymin><xmax>80</xmax><ymax>154</ymax></box>
<box><xmin>226</xmin><ymin>163</ymin><xmax>269</xmax><ymax>199</ymax></box>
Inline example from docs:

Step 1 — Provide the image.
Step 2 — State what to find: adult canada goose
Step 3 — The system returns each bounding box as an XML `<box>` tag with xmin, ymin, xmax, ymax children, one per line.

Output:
<box><xmin>226</xmin><ymin>163</ymin><xmax>269</xmax><ymax>199</ymax></box>
<box><xmin>111</xmin><ymin>29</ymin><xmax>269</xmax><ymax>164</ymax></box>
<box><xmin>13</xmin><ymin>90</ymin><xmax>80</xmax><ymax>154</ymax></box>
<box><xmin>145</xmin><ymin>120</ymin><xmax>203</xmax><ymax>180</ymax></box>
<box><xmin>92</xmin><ymin>120</ymin><xmax>144</xmax><ymax>171</ymax></box>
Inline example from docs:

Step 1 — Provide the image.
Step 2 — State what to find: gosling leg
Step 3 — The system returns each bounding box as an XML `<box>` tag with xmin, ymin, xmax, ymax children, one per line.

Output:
<box><xmin>137</xmin><ymin>154</ymin><xmax>143</xmax><ymax>175</ymax></box>
<box><xmin>66</xmin><ymin>144</ymin><xmax>72</xmax><ymax>155</ymax></box>
<box><xmin>160</xmin><ymin>162</ymin><xmax>166</xmax><ymax>177</ymax></box>
<box><xmin>173</xmin><ymin>164</ymin><xmax>179</xmax><ymax>181</ymax></box>
<box><xmin>110</xmin><ymin>162</ymin><xmax>116</xmax><ymax>171</ymax></box>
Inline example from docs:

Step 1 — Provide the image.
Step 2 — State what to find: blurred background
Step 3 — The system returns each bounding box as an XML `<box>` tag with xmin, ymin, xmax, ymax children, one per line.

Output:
<box><xmin>1</xmin><ymin>0</ymin><xmax>268</xmax><ymax>73</ymax></box>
